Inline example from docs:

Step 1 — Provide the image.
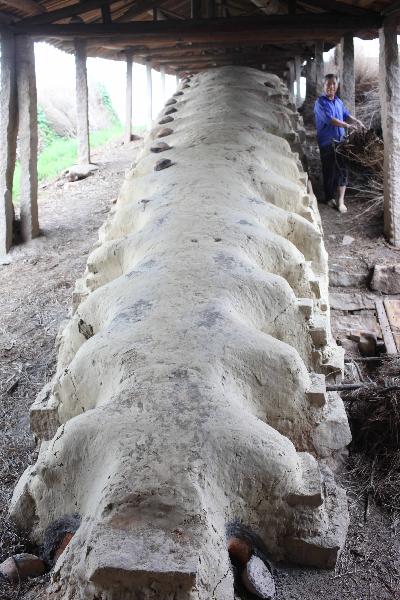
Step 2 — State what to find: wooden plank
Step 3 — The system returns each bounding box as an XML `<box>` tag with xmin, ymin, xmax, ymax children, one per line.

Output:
<box><xmin>0</xmin><ymin>0</ymin><xmax>44</xmax><ymax>15</ymax></box>
<box><xmin>375</xmin><ymin>299</ymin><xmax>397</xmax><ymax>355</ymax></box>
<box><xmin>14</xmin><ymin>0</ymin><xmax>121</xmax><ymax>26</ymax></box>
<box><xmin>383</xmin><ymin>298</ymin><xmax>400</xmax><ymax>351</ymax></box>
<box><xmin>12</xmin><ymin>13</ymin><xmax>383</xmax><ymax>41</ymax></box>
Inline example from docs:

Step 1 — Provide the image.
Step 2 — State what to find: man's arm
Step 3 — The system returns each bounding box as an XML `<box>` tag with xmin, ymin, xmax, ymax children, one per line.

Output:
<box><xmin>345</xmin><ymin>114</ymin><xmax>365</xmax><ymax>129</ymax></box>
<box><xmin>329</xmin><ymin>116</ymin><xmax>364</xmax><ymax>130</ymax></box>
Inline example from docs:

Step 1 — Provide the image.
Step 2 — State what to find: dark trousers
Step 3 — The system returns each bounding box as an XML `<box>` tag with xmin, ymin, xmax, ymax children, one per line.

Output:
<box><xmin>319</xmin><ymin>144</ymin><xmax>348</xmax><ymax>202</ymax></box>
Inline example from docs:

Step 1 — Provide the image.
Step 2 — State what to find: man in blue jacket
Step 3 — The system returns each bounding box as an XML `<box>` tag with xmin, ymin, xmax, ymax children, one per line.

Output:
<box><xmin>314</xmin><ymin>73</ymin><xmax>364</xmax><ymax>213</ymax></box>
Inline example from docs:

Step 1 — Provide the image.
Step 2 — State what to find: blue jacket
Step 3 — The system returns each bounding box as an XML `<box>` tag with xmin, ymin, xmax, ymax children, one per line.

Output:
<box><xmin>314</xmin><ymin>95</ymin><xmax>350</xmax><ymax>148</ymax></box>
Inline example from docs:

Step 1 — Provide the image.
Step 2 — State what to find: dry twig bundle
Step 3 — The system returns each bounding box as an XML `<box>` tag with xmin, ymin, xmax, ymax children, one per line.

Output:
<box><xmin>335</xmin><ymin>129</ymin><xmax>384</xmax><ymax>218</ymax></box>
<box><xmin>336</xmin><ymin>129</ymin><xmax>384</xmax><ymax>176</ymax></box>
<box><xmin>345</xmin><ymin>357</ymin><xmax>400</xmax><ymax>514</ymax></box>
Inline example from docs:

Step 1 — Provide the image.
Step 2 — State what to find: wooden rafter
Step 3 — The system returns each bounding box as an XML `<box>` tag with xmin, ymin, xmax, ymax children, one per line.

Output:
<box><xmin>145</xmin><ymin>48</ymin><xmax>303</xmax><ymax>62</ymax></box>
<box><xmin>14</xmin><ymin>0</ymin><xmax>122</xmax><ymax>26</ymax></box>
<box><xmin>158</xmin><ymin>7</ymin><xmax>185</xmax><ymax>19</ymax></box>
<box><xmin>297</xmin><ymin>0</ymin><xmax>379</xmax><ymax>16</ymax></box>
<box><xmin>0</xmin><ymin>0</ymin><xmax>44</xmax><ymax>15</ymax></box>
<box><xmin>115</xmin><ymin>0</ymin><xmax>172</xmax><ymax>21</ymax></box>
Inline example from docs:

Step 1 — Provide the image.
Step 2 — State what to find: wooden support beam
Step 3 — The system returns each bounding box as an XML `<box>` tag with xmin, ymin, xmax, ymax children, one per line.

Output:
<box><xmin>287</xmin><ymin>59</ymin><xmax>295</xmax><ymax>97</ymax></box>
<box><xmin>16</xmin><ymin>35</ymin><xmax>39</xmax><ymax>242</ymax></box>
<box><xmin>143</xmin><ymin>47</ymin><xmax>304</xmax><ymax>62</ymax></box>
<box><xmin>295</xmin><ymin>54</ymin><xmax>301</xmax><ymax>106</ymax></box>
<box><xmin>153</xmin><ymin>52</ymin><xmax>298</xmax><ymax>67</ymax></box>
<box><xmin>74</xmin><ymin>38</ymin><xmax>91</xmax><ymax>165</ymax></box>
<box><xmin>339</xmin><ymin>33</ymin><xmax>355</xmax><ymax>114</ymax></box>
<box><xmin>0</xmin><ymin>31</ymin><xmax>17</xmax><ymax>254</ymax></box>
<box><xmin>304</xmin><ymin>57</ymin><xmax>315</xmax><ymax>106</ymax></box>
<box><xmin>146</xmin><ymin>62</ymin><xmax>152</xmax><ymax>129</ymax></box>
<box><xmin>124</xmin><ymin>50</ymin><xmax>133</xmax><ymax>144</ymax></box>
<box><xmin>379</xmin><ymin>16</ymin><xmax>400</xmax><ymax>247</ymax></box>
<box><xmin>160</xmin><ymin>64</ymin><xmax>166</xmax><ymax>101</ymax></box>
<box><xmin>315</xmin><ymin>40</ymin><xmax>324</xmax><ymax>96</ymax></box>
<box><xmin>101</xmin><ymin>41</ymin><xmax>310</xmax><ymax>59</ymax></box>
<box><xmin>12</xmin><ymin>14</ymin><xmax>382</xmax><ymax>43</ymax></box>
<box><xmin>0</xmin><ymin>0</ymin><xmax>44</xmax><ymax>16</ymax></box>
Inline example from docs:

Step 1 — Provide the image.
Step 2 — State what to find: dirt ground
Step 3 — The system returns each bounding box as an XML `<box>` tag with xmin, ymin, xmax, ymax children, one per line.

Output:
<box><xmin>0</xmin><ymin>137</ymin><xmax>399</xmax><ymax>600</ymax></box>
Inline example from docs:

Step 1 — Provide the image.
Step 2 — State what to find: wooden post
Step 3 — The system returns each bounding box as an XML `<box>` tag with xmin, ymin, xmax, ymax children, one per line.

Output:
<box><xmin>287</xmin><ymin>60</ymin><xmax>295</xmax><ymax>98</ymax></box>
<box><xmin>124</xmin><ymin>51</ymin><xmax>133</xmax><ymax>144</ymax></box>
<box><xmin>160</xmin><ymin>64</ymin><xmax>166</xmax><ymax>102</ymax></box>
<box><xmin>74</xmin><ymin>39</ymin><xmax>90</xmax><ymax>165</ymax></box>
<box><xmin>0</xmin><ymin>32</ymin><xmax>17</xmax><ymax>254</ymax></box>
<box><xmin>146</xmin><ymin>62</ymin><xmax>152</xmax><ymax>129</ymax></box>
<box><xmin>340</xmin><ymin>34</ymin><xmax>355</xmax><ymax>115</ymax></box>
<box><xmin>304</xmin><ymin>58</ymin><xmax>316</xmax><ymax>103</ymax></box>
<box><xmin>295</xmin><ymin>55</ymin><xmax>301</xmax><ymax>107</ymax></box>
<box><xmin>379</xmin><ymin>17</ymin><xmax>400</xmax><ymax>247</ymax></box>
<box><xmin>16</xmin><ymin>35</ymin><xmax>39</xmax><ymax>242</ymax></box>
<box><xmin>315</xmin><ymin>41</ymin><xmax>324</xmax><ymax>96</ymax></box>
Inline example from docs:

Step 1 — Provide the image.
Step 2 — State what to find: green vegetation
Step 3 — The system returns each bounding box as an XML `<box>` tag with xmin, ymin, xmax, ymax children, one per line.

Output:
<box><xmin>12</xmin><ymin>124</ymin><xmax>123</xmax><ymax>199</ymax></box>
<box><xmin>37</xmin><ymin>107</ymin><xmax>59</xmax><ymax>148</ymax></box>
<box><xmin>97</xmin><ymin>83</ymin><xmax>120</xmax><ymax>125</ymax></box>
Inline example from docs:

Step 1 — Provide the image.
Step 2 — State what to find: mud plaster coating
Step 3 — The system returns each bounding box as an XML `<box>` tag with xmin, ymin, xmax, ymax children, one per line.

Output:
<box><xmin>11</xmin><ymin>66</ymin><xmax>351</xmax><ymax>600</ymax></box>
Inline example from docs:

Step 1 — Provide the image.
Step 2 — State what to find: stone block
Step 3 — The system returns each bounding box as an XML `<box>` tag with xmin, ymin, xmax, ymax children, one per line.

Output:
<box><xmin>312</xmin><ymin>392</ymin><xmax>351</xmax><ymax>458</ymax></box>
<box><xmin>329</xmin><ymin>265</ymin><xmax>369</xmax><ymax>288</ymax></box>
<box><xmin>297</xmin><ymin>297</ymin><xmax>313</xmax><ymax>319</ymax></box>
<box><xmin>30</xmin><ymin>382</ymin><xmax>60</xmax><ymax>440</ymax></box>
<box><xmin>310</xmin><ymin>277</ymin><xmax>322</xmax><ymax>299</ymax></box>
<box><xmin>370</xmin><ymin>264</ymin><xmax>400</xmax><ymax>294</ymax></box>
<box><xmin>306</xmin><ymin>373</ymin><xmax>327</xmax><ymax>408</ymax></box>
<box><xmin>309</xmin><ymin>315</ymin><xmax>328</xmax><ymax>347</ymax></box>
<box><xmin>286</xmin><ymin>452</ymin><xmax>323</xmax><ymax>507</ymax></box>
<box><xmin>283</xmin><ymin>464</ymin><xmax>349</xmax><ymax>568</ymax></box>
<box><xmin>317</xmin><ymin>346</ymin><xmax>345</xmax><ymax>384</ymax></box>
<box><xmin>72</xmin><ymin>276</ymin><xmax>89</xmax><ymax>312</ymax></box>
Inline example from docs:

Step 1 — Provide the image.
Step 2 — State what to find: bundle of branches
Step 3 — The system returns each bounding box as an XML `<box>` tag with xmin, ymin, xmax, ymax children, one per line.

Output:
<box><xmin>336</xmin><ymin>128</ymin><xmax>384</xmax><ymax>175</ymax></box>
<box><xmin>335</xmin><ymin>128</ymin><xmax>384</xmax><ymax>218</ymax></box>
<box><xmin>345</xmin><ymin>357</ymin><xmax>400</xmax><ymax>514</ymax></box>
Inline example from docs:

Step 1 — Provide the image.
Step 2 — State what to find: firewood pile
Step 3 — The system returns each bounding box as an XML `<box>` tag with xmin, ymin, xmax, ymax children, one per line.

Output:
<box><xmin>336</xmin><ymin>128</ymin><xmax>384</xmax><ymax>175</ymax></box>
<box><xmin>335</xmin><ymin>128</ymin><xmax>384</xmax><ymax>218</ymax></box>
<box><xmin>344</xmin><ymin>356</ymin><xmax>400</xmax><ymax>516</ymax></box>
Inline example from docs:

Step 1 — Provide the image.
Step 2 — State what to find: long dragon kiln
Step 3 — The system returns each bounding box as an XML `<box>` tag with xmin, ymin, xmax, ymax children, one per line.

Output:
<box><xmin>11</xmin><ymin>66</ymin><xmax>351</xmax><ymax>600</ymax></box>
